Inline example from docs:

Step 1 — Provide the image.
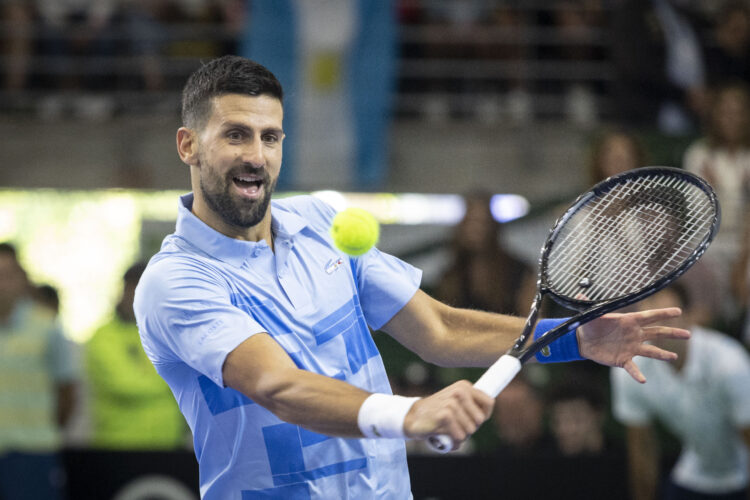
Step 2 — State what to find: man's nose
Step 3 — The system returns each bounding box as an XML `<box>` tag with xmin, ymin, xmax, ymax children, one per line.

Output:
<box><xmin>241</xmin><ymin>138</ymin><xmax>265</xmax><ymax>168</ymax></box>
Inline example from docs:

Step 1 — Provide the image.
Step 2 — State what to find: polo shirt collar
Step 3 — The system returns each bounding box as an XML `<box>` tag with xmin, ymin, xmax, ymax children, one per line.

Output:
<box><xmin>174</xmin><ymin>193</ymin><xmax>307</xmax><ymax>267</ymax></box>
<box><xmin>270</xmin><ymin>199</ymin><xmax>307</xmax><ymax>240</ymax></box>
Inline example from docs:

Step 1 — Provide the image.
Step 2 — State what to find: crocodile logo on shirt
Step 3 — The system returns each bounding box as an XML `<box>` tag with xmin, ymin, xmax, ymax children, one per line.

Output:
<box><xmin>325</xmin><ymin>257</ymin><xmax>345</xmax><ymax>274</ymax></box>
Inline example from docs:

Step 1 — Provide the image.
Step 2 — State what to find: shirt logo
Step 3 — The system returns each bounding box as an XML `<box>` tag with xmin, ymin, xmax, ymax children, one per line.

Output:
<box><xmin>325</xmin><ymin>257</ymin><xmax>345</xmax><ymax>274</ymax></box>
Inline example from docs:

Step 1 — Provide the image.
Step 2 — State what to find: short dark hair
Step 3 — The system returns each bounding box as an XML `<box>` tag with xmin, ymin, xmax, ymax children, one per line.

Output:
<box><xmin>35</xmin><ymin>284</ymin><xmax>60</xmax><ymax>312</ymax></box>
<box><xmin>181</xmin><ymin>55</ymin><xmax>284</xmax><ymax>130</ymax></box>
<box><xmin>0</xmin><ymin>242</ymin><xmax>18</xmax><ymax>259</ymax></box>
<box><xmin>663</xmin><ymin>281</ymin><xmax>692</xmax><ymax>310</ymax></box>
<box><xmin>123</xmin><ymin>261</ymin><xmax>148</xmax><ymax>286</ymax></box>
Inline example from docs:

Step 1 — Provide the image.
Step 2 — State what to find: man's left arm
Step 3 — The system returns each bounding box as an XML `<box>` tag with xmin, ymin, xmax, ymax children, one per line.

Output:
<box><xmin>382</xmin><ymin>290</ymin><xmax>689</xmax><ymax>382</ymax></box>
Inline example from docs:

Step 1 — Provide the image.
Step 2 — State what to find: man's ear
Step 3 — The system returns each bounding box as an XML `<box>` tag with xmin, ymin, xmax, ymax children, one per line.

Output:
<box><xmin>176</xmin><ymin>127</ymin><xmax>198</xmax><ymax>166</ymax></box>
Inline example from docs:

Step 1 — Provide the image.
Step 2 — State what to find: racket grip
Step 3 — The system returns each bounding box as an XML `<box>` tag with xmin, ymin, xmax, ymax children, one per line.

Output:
<box><xmin>473</xmin><ymin>355</ymin><xmax>523</xmax><ymax>398</ymax></box>
<box><xmin>426</xmin><ymin>355</ymin><xmax>522</xmax><ymax>453</ymax></box>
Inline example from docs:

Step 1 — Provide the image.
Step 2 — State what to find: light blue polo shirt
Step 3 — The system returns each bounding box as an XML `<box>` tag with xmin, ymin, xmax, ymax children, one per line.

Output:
<box><xmin>134</xmin><ymin>193</ymin><xmax>421</xmax><ymax>499</ymax></box>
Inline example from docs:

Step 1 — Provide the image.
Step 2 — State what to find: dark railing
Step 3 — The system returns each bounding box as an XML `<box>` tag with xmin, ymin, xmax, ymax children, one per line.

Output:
<box><xmin>0</xmin><ymin>2</ymin><xmax>615</xmax><ymax>121</ymax></box>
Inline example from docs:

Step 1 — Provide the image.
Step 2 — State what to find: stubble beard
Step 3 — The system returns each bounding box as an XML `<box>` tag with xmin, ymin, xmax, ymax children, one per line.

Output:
<box><xmin>199</xmin><ymin>158</ymin><xmax>277</xmax><ymax>229</ymax></box>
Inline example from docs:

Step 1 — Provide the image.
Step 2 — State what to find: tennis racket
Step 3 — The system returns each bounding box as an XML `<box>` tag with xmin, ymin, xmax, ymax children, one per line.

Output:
<box><xmin>428</xmin><ymin>166</ymin><xmax>720</xmax><ymax>452</ymax></box>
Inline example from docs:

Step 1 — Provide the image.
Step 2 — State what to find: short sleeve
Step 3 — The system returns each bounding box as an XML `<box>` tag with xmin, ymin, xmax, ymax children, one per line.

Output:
<box><xmin>610</xmin><ymin>366</ymin><xmax>652</xmax><ymax>425</ymax></box>
<box><xmin>134</xmin><ymin>257</ymin><xmax>267</xmax><ymax>387</ymax></box>
<box><xmin>716</xmin><ymin>339</ymin><xmax>750</xmax><ymax>427</ymax></box>
<box><xmin>351</xmin><ymin>247</ymin><xmax>422</xmax><ymax>331</ymax></box>
<box><xmin>278</xmin><ymin>196</ymin><xmax>423</xmax><ymax>331</ymax></box>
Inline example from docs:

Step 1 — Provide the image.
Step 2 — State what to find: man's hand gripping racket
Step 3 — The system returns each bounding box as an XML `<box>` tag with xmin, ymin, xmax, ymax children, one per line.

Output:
<box><xmin>428</xmin><ymin>167</ymin><xmax>720</xmax><ymax>452</ymax></box>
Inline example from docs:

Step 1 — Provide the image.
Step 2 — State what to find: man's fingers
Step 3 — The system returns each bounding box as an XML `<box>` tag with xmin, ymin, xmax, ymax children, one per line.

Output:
<box><xmin>632</xmin><ymin>307</ymin><xmax>682</xmax><ymax>325</ymax></box>
<box><xmin>407</xmin><ymin>381</ymin><xmax>494</xmax><ymax>447</ymax></box>
<box><xmin>448</xmin><ymin>387</ymin><xmax>493</xmax><ymax>435</ymax></box>
<box><xmin>623</xmin><ymin>359</ymin><xmax>647</xmax><ymax>384</ymax></box>
<box><xmin>642</xmin><ymin>326</ymin><xmax>690</xmax><ymax>341</ymax></box>
<box><xmin>636</xmin><ymin>343</ymin><xmax>678</xmax><ymax>361</ymax></box>
<box><xmin>469</xmin><ymin>389</ymin><xmax>494</xmax><ymax>424</ymax></box>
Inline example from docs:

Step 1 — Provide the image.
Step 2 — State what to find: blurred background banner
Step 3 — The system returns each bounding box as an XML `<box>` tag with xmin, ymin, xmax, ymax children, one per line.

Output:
<box><xmin>242</xmin><ymin>0</ymin><xmax>397</xmax><ymax>190</ymax></box>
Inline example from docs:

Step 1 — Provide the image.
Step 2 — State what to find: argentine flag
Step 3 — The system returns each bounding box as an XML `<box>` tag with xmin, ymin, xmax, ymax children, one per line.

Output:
<box><xmin>241</xmin><ymin>0</ymin><xmax>397</xmax><ymax>190</ymax></box>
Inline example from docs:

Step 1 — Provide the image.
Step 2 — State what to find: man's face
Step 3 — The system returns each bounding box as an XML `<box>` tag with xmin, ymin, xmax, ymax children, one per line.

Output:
<box><xmin>193</xmin><ymin>94</ymin><xmax>284</xmax><ymax>230</ymax></box>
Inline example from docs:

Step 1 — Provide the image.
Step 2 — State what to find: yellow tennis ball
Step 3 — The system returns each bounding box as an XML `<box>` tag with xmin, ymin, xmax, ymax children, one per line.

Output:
<box><xmin>330</xmin><ymin>207</ymin><xmax>380</xmax><ymax>256</ymax></box>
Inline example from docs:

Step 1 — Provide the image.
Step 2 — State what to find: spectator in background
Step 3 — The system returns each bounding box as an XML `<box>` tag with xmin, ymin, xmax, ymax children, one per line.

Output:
<box><xmin>611</xmin><ymin>284</ymin><xmax>750</xmax><ymax>500</ymax></box>
<box><xmin>550</xmin><ymin>0</ymin><xmax>605</xmax><ymax>127</ymax></box>
<box><xmin>0</xmin><ymin>243</ymin><xmax>78</xmax><ymax>500</ymax></box>
<box><xmin>420</xmin><ymin>0</ymin><xmax>508</xmax><ymax>122</ymax></box>
<box><xmin>491</xmin><ymin>375</ymin><xmax>553</xmax><ymax>456</ymax></box>
<box><xmin>684</xmin><ymin>82</ymin><xmax>750</xmax><ymax>323</ymax></box>
<box><xmin>33</xmin><ymin>283</ymin><xmax>61</xmax><ymax>315</ymax></box>
<box><xmin>587</xmin><ymin>128</ymin><xmax>648</xmax><ymax>184</ymax></box>
<box><xmin>1</xmin><ymin>0</ymin><xmax>33</xmax><ymax>92</ymax></box>
<box><xmin>704</xmin><ymin>0</ymin><xmax>750</xmax><ymax>89</ymax></box>
<box><xmin>547</xmin><ymin>371</ymin><xmax>609</xmax><ymax>456</ymax></box>
<box><xmin>158</xmin><ymin>0</ymin><xmax>240</xmax><ymax>62</ymax></box>
<box><xmin>85</xmin><ymin>262</ymin><xmax>186</xmax><ymax>450</ymax></box>
<box><xmin>611</xmin><ymin>0</ymin><xmax>706</xmax><ymax>135</ymax></box>
<box><xmin>118</xmin><ymin>0</ymin><xmax>170</xmax><ymax>93</ymax></box>
<box><xmin>435</xmin><ymin>191</ymin><xmax>535</xmax><ymax>316</ymax></box>
<box><xmin>487</xmin><ymin>2</ymin><xmax>533</xmax><ymax>125</ymax></box>
<box><xmin>33</xmin><ymin>0</ymin><xmax>120</xmax><ymax>119</ymax></box>
<box><xmin>731</xmin><ymin>218</ymin><xmax>750</xmax><ymax>345</ymax></box>
<box><xmin>684</xmin><ymin>82</ymin><xmax>750</xmax><ymax>237</ymax></box>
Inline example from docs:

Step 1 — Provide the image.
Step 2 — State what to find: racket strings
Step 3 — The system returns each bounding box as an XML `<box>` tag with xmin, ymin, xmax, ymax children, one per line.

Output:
<box><xmin>579</xmin><ymin>188</ymin><xmax>707</xmax><ymax>293</ymax></box>
<box><xmin>550</xmin><ymin>182</ymin><xmax>678</xmax><ymax>286</ymax></box>
<box><xmin>556</xmin><ymin>181</ymin><xmax>712</xmax><ymax>297</ymax></box>
<box><xmin>546</xmin><ymin>174</ymin><xmax>715</xmax><ymax>302</ymax></box>
<box><xmin>556</xmin><ymin>193</ymin><xmax>706</xmax><ymax>297</ymax></box>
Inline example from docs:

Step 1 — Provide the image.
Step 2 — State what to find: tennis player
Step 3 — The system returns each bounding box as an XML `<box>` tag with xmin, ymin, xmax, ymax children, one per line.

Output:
<box><xmin>134</xmin><ymin>55</ymin><xmax>690</xmax><ymax>499</ymax></box>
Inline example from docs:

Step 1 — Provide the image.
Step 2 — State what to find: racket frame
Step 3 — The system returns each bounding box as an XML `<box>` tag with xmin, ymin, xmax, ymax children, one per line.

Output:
<box><xmin>512</xmin><ymin>166</ymin><xmax>720</xmax><ymax>364</ymax></box>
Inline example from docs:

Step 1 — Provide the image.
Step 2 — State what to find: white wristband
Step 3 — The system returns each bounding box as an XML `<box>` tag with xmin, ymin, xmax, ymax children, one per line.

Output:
<box><xmin>357</xmin><ymin>393</ymin><xmax>420</xmax><ymax>439</ymax></box>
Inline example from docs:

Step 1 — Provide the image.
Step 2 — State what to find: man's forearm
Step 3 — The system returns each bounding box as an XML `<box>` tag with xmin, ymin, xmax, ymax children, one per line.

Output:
<box><xmin>248</xmin><ymin>369</ymin><xmax>370</xmax><ymax>437</ymax></box>
<box><xmin>382</xmin><ymin>290</ymin><xmax>527</xmax><ymax>368</ymax></box>
<box><xmin>432</xmin><ymin>306</ymin><xmax>527</xmax><ymax>367</ymax></box>
<box><xmin>224</xmin><ymin>338</ymin><xmax>370</xmax><ymax>437</ymax></box>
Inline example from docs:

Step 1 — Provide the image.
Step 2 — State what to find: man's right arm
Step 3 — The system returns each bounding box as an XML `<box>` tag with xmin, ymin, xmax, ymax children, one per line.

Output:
<box><xmin>222</xmin><ymin>332</ymin><xmax>493</xmax><ymax>448</ymax></box>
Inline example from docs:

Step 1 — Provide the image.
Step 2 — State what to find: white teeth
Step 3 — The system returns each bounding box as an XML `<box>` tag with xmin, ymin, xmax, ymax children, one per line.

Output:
<box><xmin>235</xmin><ymin>175</ymin><xmax>259</xmax><ymax>183</ymax></box>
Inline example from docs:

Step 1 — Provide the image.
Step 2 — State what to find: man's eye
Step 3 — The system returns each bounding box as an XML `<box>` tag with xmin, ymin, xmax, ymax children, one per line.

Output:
<box><xmin>228</xmin><ymin>131</ymin><xmax>243</xmax><ymax>141</ymax></box>
<box><xmin>263</xmin><ymin>134</ymin><xmax>279</xmax><ymax>143</ymax></box>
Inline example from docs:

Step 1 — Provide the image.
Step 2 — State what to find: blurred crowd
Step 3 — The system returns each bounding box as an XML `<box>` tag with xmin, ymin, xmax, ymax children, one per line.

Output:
<box><xmin>0</xmin><ymin>0</ymin><xmax>244</xmax><ymax>118</ymax></box>
<box><xmin>3</xmin><ymin>0</ymin><xmax>750</xmax><ymax>499</ymax></box>
<box><xmin>0</xmin><ymin>245</ymin><xmax>188</xmax><ymax>499</ymax></box>
<box><xmin>0</xmin><ymin>0</ymin><xmax>747</xmax><ymax>126</ymax></box>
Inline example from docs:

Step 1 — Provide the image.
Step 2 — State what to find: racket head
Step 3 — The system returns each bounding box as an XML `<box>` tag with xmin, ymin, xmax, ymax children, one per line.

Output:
<box><xmin>539</xmin><ymin>166</ymin><xmax>720</xmax><ymax>312</ymax></box>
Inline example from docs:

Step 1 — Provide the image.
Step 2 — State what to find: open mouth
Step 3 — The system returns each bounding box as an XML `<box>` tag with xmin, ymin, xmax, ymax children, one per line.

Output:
<box><xmin>233</xmin><ymin>174</ymin><xmax>264</xmax><ymax>198</ymax></box>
